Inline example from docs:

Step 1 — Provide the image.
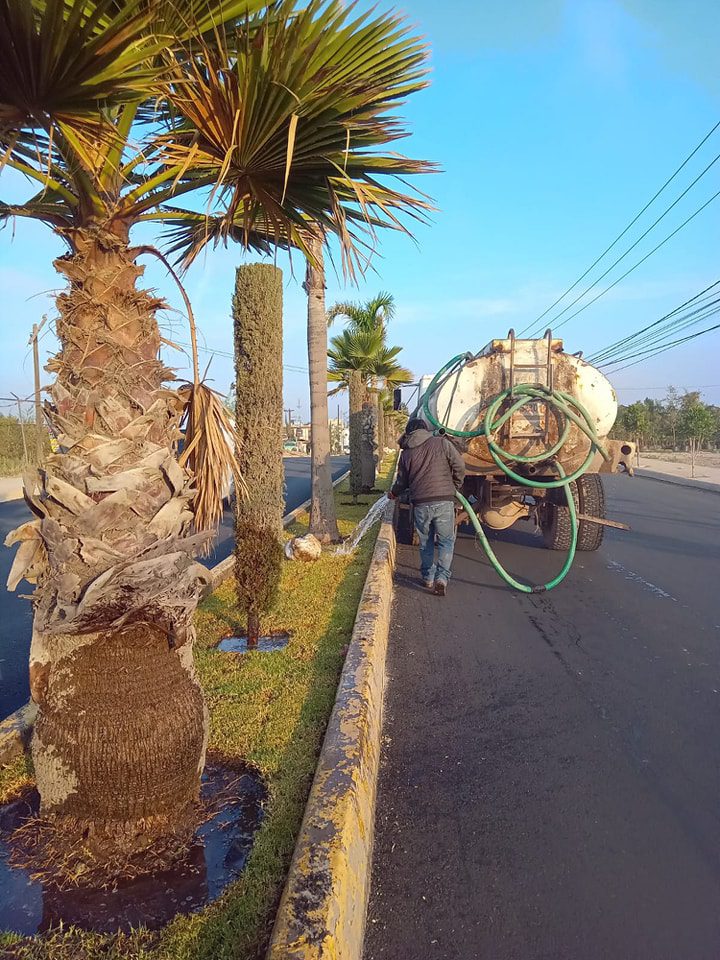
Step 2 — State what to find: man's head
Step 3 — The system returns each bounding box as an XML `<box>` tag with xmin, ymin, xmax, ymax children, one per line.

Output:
<box><xmin>405</xmin><ymin>417</ymin><xmax>427</xmax><ymax>435</ymax></box>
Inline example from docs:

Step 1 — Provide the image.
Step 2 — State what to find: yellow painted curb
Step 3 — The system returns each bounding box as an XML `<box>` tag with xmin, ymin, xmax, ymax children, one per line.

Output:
<box><xmin>267</xmin><ymin>498</ymin><xmax>397</xmax><ymax>960</ymax></box>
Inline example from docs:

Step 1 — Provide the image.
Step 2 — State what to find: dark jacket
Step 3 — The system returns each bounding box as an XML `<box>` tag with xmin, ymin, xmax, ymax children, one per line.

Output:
<box><xmin>391</xmin><ymin>428</ymin><xmax>466</xmax><ymax>504</ymax></box>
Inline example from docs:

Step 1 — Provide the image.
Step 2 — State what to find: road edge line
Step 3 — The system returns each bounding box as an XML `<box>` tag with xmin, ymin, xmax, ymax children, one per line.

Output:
<box><xmin>636</xmin><ymin>468</ymin><xmax>720</xmax><ymax>496</ymax></box>
<box><xmin>0</xmin><ymin>469</ymin><xmax>351</xmax><ymax>766</ymax></box>
<box><xmin>266</xmin><ymin>496</ymin><xmax>396</xmax><ymax>960</ymax></box>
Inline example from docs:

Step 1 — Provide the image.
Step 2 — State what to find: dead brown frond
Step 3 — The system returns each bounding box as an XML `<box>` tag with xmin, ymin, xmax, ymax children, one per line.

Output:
<box><xmin>130</xmin><ymin>244</ymin><xmax>245</xmax><ymax>547</ymax></box>
<box><xmin>178</xmin><ymin>382</ymin><xmax>246</xmax><ymax>546</ymax></box>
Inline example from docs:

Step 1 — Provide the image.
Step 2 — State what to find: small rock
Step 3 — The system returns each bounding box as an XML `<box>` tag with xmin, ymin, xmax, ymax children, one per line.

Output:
<box><xmin>285</xmin><ymin>533</ymin><xmax>322</xmax><ymax>562</ymax></box>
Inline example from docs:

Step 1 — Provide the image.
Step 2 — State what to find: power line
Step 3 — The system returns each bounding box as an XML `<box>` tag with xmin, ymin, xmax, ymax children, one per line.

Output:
<box><xmin>523</xmin><ymin>155</ymin><xmax>720</xmax><ymax>337</ymax></box>
<box><xmin>589</xmin><ymin>280</ymin><xmax>720</xmax><ymax>363</ymax></box>
<box><xmin>164</xmin><ymin>338</ymin><xmax>308</xmax><ymax>373</ymax></box>
<box><xmin>601</xmin><ymin>315</ymin><xmax>720</xmax><ymax>373</ymax></box>
<box><xmin>595</xmin><ymin>297</ymin><xmax>720</xmax><ymax>369</ymax></box>
<box><xmin>529</xmin><ymin>188</ymin><xmax>720</xmax><ymax>336</ymax></box>
<box><xmin>521</xmin><ymin>119</ymin><xmax>720</xmax><ymax>336</ymax></box>
<box><xmin>593</xmin><ymin>297</ymin><xmax>720</xmax><ymax>365</ymax></box>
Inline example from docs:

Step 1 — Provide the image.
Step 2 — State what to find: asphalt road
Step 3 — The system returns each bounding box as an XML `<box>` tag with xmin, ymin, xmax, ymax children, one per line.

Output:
<box><xmin>365</xmin><ymin>474</ymin><xmax>720</xmax><ymax>960</ymax></box>
<box><xmin>0</xmin><ymin>456</ymin><xmax>348</xmax><ymax>719</ymax></box>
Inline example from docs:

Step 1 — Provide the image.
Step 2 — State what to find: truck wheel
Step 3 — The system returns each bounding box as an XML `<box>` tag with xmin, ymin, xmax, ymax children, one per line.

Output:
<box><xmin>541</xmin><ymin>474</ymin><xmax>605</xmax><ymax>552</ymax></box>
<box><xmin>394</xmin><ymin>501</ymin><xmax>415</xmax><ymax>546</ymax></box>
<box><xmin>575</xmin><ymin>473</ymin><xmax>605</xmax><ymax>551</ymax></box>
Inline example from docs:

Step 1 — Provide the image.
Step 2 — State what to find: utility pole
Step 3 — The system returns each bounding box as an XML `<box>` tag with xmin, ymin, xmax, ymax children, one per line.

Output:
<box><xmin>29</xmin><ymin>316</ymin><xmax>47</xmax><ymax>464</ymax></box>
<box><xmin>11</xmin><ymin>394</ymin><xmax>29</xmax><ymax>463</ymax></box>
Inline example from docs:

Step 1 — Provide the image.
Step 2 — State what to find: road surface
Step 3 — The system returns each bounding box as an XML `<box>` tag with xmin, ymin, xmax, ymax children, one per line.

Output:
<box><xmin>0</xmin><ymin>456</ymin><xmax>348</xmax><ymax>719</ymax></box>
<box><xmin>365</xmin><ymin>474</ymin><xmax>720</xmax><ymax>960</ymax></box>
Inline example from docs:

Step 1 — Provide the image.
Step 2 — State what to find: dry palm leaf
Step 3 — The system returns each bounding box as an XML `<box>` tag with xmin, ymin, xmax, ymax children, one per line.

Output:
<box><xmin>131</xmin><ymin>244</ymin><xmax>246</xmax><ymax>547</ymax></box>
<box><xmin>178</xmin><ymin>381</ymin><xmax>246</xmax><ymax>545</ymax></box>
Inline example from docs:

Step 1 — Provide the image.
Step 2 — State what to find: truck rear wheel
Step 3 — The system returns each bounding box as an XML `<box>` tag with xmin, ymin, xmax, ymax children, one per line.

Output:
<box><xmin>541</xmin><ymin>474</ymin><xmax>606</xmax><ymax>552</ymax></box>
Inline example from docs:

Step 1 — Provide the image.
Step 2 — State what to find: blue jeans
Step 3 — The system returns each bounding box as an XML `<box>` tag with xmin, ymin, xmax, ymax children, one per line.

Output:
<box><xmin>413</xmin><ymin>501</ymin><xmax>457</xmax><ymax>584</ymax></box>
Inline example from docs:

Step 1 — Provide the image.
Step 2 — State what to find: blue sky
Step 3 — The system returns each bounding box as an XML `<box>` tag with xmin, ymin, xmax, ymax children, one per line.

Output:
<box><xmin>1</xmin><ymin>0</ymin><xmax>719</xmax><ymax>421</ymax></box>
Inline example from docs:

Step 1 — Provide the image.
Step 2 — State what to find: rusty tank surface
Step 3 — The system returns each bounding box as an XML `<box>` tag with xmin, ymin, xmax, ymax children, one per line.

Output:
<box><xmin>426</xmin><ymin>332</ymin><xmax>623</xmax><ymax>477</ymax></box>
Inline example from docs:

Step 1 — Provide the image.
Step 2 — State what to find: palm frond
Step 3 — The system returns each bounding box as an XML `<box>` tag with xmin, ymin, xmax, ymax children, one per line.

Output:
<box><xmin>0</xmin><ymin>0</ymin><xmax>161</xmax><ymax>139</ymax></box>
<box><xmin>327</xmin><ymin>291</ymin><xmax>396</xmax><ymax>333</ymax></box>
<box><xmin>2</xmin><ymin>0</ymin><xmax>434</xmax><ymax>282</ymax></box>
<box><xmin>178</xmin><ymin>382</ymin><xmax>246</xmax><ymax>547</ymax></box>
<box><xmin>156</xmin><ymin>0</ymin><xmax>436</xmax><ymax>277</ymax></box>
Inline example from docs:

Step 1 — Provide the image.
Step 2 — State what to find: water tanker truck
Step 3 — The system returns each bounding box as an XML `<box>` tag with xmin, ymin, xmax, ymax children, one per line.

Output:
<box><xmin>395</xmin><ymin>331</ymin><xmax>636</xmax><ymax>593</ymax></box>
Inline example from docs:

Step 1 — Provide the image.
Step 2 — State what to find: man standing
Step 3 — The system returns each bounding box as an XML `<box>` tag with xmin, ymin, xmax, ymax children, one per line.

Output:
<box><xmin>390</xmin><ymin>418</ymin><xmax>466</xmax><ymax>595</ymax></box>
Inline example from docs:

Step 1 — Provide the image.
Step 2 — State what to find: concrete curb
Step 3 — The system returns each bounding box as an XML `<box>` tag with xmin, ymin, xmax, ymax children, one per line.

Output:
<box><xmin>0</xmin><ymin>477</ymin><xmax>23</xmax><ymax>503</ymax></box>
<box><xmin>266</xmin><ymin>497</ymin><xmax>396</xmax><ymax>960</ymax></box>
<box><xmin>0</xmin><ymin>701</ymin><xmax>37</xmax><ymax>766</ymax></box>
<box><xmin>637</xmin><ymin>468</ymin><xmax>720</xmax><ymax>495</ymax></box>
<box><xmin>0</xmin><ymin>469</ymin><xmax>351</xmax><ymax>767</ymax></box>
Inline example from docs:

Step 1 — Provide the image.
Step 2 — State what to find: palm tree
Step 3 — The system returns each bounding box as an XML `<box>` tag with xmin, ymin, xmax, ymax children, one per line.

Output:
<box><xmin>232</xmin><ymin>264</ymin><xmax>284</xmax><ymax>648</ymax></box>
<box><xmin>305</xmin><ymin>236</ymin><xmax>340</xmax><ymax>541</ymax></box>
<box><xmin>1</xmin><ymin>0</ymin><xmax>433</xmax><ymax>858</ymax></box>
<box><xmin>327</xmin><ymin>292</ymin><xmax>396</xmax><ymax>336</ymax></box>
<box><xmin>328</xmin><ymin>293</ymin><xmax>408</xmax><ymax>488</ymax></box>
<box><xmin>328</xmin><ymin>329</ymin><xmax>412</xmax><ymax>496</ymax></box>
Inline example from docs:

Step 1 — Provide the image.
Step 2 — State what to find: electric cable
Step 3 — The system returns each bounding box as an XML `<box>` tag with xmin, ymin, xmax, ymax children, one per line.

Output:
<box><xmin>533</xmin><ymin>188</ymin><xmax>720</xmax><ymax>336</ymax></box>
<box><xmin>589</xmin><ymin>280</ymin><xmax>720</xmax><ymax>363</ymax></box>
<box><xmin>521</xmin><ymin>120</ymin><xmax>720</xmax><ymax>336</ymax></box>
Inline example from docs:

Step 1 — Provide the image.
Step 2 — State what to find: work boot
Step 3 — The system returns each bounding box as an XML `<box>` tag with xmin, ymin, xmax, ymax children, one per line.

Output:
<box><xmin>434</xmin><ymin>580</ymin><xmax>447</xmax><ymax>596</ymax></box>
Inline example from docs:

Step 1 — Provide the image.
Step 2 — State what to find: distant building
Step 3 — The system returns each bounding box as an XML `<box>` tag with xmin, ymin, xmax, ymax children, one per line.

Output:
<box><xmin>287</xmin><ymin>422</ymin><xmax>311</xmax><ymax>453</ymax></box>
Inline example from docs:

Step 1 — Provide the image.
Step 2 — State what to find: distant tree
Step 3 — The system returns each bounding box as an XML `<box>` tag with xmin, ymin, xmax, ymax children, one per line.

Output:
<box><xmin>624</xmin><ymin>402</ymin><xmax>650</xmax><ymax>454</ymax></box>
<box><xmin>678</xmin><ymin>401</ymin><xmax>715</xmax><ymax>478</ymax></box>
<box><xmin>328</xmin><ymin>328</ymin><xmax>412</xmax><ymax>496</ymax></box>
<box><xmin>328</xmin><ymin>293</ymin><xmax>396</xmax><ymax>489</ymax></box>
<box><xmin>665</xmin><ymin>386</ymin><xmax>681</xmax><ymax>448</ymax></box>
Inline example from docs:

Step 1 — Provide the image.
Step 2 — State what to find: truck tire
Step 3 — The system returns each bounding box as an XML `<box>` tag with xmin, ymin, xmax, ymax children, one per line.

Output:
<box><xmin>575</xmin><ymin>473</ymin><xmax>606</xmax><ymax>551</ymax></box>
<box><xmin>541</xmin><ymin>474</ymin><xmax>605</xmax><ymax>552</ymax></box>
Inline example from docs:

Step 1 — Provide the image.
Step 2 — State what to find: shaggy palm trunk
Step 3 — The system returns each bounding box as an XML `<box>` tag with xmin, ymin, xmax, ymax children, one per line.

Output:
<box><xmin>377</xmin><ymin>398</ymin><xmax>385</xmax><ymax>459</ymax></box>
<box><xmin>232</xmin><ymin>264</ymin><xmax>284</xmax><ymax>647</ymax></box>
<box><xmin>6</xmin><ymin>224</ymin><xmax>211</xmax><ymax>854</ymax></box>
<box><xmin>385</xmin><ymin>413</ymin><xmax>396</xmax><ymax>449</ymax></box>
<box><xmin>305</xmin><ymin>236</ymin><xmax>340</xmax><ymax>542</ymax></box>
<box><xmin>361</xmin><ymin>400</ymin><xmax>378</xmax><ymax>492</ymax></box>
<box><xmin>348</xmin><ymin>370</ymin><xmax>365</xmax><ymax>502</ymax></box>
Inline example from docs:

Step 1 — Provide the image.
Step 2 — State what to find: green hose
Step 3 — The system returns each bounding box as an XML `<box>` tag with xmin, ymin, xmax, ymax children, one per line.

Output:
<box><xmin>455</xmin><ymin>473</ymin><xmax>577</xmax><ymax>594</ymax></box>
<box><xmin>418</xmin><ymin>353</ymin><xmax>609</xmax><ymax>592</ymax></box>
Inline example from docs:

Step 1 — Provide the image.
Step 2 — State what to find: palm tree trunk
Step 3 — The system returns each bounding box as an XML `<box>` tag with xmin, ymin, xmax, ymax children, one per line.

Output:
<box><xmin>8</xmin><ymin>223</ymin><xmax>210</xmax><ymax>855</ymax></box>
<box><xmin>377</xmin><ymin>397</ymin><xmax>385</xmax><ymax>460</ymax></box>
<box><xmin>389</xmin><ymin>414</ymin><xmax>399</xmax><ymax>449</ymax></box>
<box><xmin>232</xmin><ymin>264</ymin><xmax>285</xmax><ymax>647</ymax></box>
<box><xmin>348</xmin><ymin>370</ymin><xmax>365</xmax><ymax>502</ymax></box>
<box><xmin>361</xmin><ymin>397</ymin><xmax>378</xmax><ymax>492</ymax></box>
<box><xmin>305</xmin><ymin>235</ymin><xmax>340</xmax><ymax>543</ymax></box>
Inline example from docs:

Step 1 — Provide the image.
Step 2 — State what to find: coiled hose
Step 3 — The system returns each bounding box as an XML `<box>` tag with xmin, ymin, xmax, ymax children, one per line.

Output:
<box><xmin>419</xmin><ymin>353</ymin><xmax>610</xmax><ymax>593</ymax></box>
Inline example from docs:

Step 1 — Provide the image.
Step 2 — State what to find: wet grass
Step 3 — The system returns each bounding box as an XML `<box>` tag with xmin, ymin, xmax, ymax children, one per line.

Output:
<box><xmin>0</xmin><ymin>457</ymin><xmax>395</xmax><ymax>960</ymax></box>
